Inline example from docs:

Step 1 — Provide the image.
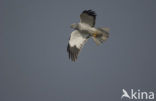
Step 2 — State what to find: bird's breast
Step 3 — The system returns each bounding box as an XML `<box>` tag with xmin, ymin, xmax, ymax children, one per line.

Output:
<box><xmin>78</xmin><ymin>23</ymin><xmax>97</xmax><ymax>34</ymax></box>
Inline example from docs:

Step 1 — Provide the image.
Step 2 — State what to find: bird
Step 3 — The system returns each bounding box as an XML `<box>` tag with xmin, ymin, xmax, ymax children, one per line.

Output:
<box><xmin>67</xmin><ymin>10</ymin><xmax>109</xmax><ymax>61</ymax></box>
<box><xmin>121</xmin><ymin>89</ymin><xmax>131</xmax><ymax>99</ymax></box>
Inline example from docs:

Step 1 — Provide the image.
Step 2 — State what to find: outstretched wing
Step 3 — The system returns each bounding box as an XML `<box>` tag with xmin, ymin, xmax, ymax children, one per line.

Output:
<box><xmin>67</xmin><ymin>30</ymin><xmax>89</xmax><ymax>61</ymax></box>
<box><xmin>80</xmin><ymin>10</ymin><xmax>96</xmax><ymax>27</ymax></box>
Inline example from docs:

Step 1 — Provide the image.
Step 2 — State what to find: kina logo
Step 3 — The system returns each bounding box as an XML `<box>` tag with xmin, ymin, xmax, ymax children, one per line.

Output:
<box><xmin>121</xmin><ymin>89</ymin><xmax>155</xmax><ymax>100</ymax></box>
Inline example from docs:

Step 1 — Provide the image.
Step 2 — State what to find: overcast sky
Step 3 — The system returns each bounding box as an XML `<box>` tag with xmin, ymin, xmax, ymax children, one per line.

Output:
<box><xmin>1</xmin><ymin>0</ymin><xmax>156</xmax><ymax>101</ymax></box>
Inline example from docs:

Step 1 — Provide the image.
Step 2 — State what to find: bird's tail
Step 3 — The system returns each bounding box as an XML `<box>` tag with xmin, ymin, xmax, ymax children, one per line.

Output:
<box><xmin>92</xmin><ymin>27</ymin><xmax>109</xmax><ymax>45</ymax></box>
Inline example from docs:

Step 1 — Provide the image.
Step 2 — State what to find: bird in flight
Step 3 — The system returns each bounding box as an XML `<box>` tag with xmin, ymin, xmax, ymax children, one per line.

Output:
<box><xmin>67</xmin><ymin>10</ymin><xmax>109</xmax><ymax>61</ymax></box>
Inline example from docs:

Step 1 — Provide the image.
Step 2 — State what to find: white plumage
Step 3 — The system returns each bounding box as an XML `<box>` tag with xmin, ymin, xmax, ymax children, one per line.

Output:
<box><xmin>67</xmin><ymin>10</ymin><xmax>109</xmax><ymax>61</ymax></box>
<box><xmin>69</xmin><ymin>30</ymin><xmax>88</xmax><ymax>48</ymax></box>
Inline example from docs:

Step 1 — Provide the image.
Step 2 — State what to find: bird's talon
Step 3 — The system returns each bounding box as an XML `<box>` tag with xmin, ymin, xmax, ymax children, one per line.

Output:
<box><xmin>93</xmin><ymin>33</ymin><xmax>97</xmax><ymax>37</ymax></box>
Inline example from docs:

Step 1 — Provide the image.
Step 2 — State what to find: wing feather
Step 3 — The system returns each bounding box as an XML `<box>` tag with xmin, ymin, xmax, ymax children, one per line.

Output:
<box><xmin>80</xmin><ymin>10</ymin><xmax>96</xmax><ymax>27</ymax></box>
<box><xmin>67</xmin><ymin>30</ymin><xmax>89</xmax><ymax>61</ymax></box>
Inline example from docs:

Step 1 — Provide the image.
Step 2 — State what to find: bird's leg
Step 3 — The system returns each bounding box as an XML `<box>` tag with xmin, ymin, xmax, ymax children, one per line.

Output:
<box><xmin>92</xmin><ymin>31</ymin><xmax>99</xmax><ymax>37</ymax></box>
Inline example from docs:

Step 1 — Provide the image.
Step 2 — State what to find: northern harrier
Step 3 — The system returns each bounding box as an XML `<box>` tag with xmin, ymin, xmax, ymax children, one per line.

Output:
<box><xmin>67</xmin><ymin>10</ymin><xmax>109</xmax><ymax>61</ymax></box>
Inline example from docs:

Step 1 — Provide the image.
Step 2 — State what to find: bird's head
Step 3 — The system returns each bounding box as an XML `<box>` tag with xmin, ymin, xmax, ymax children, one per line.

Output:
<box><xmin>70</xmin><ymin>23</ymin><xmax>78</xmax><ymax>29</ymax></box>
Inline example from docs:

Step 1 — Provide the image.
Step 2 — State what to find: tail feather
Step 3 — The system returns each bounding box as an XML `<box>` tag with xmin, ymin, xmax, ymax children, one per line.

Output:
<box><xmin>92</xmin><ymin>37</ymin><xmax>102</xmax><ymax>45</ymax></box>
<box><xmin>101</xmin><ymin>28</ymin><xmax>110</xmax><ymax>32</ymax></box>
<box><xmin>92</xmin><ymin>27</ymin><xmax>109</xmax><ymax>45</ymax></box>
